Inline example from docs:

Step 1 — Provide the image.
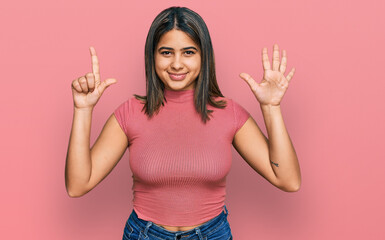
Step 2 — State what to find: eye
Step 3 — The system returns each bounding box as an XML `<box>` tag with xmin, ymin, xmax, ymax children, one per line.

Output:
<box><xmin>185</xmin><ymin>51</ymin><xmax>195</xmax><ymax>55</ymax></box>
<box><xmin>161</xmin><ymin>51</ymin><xmax>172</xmax><ymax>56</ymax></box>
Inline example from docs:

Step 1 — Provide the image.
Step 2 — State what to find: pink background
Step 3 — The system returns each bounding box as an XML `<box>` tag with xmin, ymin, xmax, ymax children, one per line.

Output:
<box><xmin>1</xmin><ymin>0</ymin><xmax>384</xmax><ymax>239</ymax></box>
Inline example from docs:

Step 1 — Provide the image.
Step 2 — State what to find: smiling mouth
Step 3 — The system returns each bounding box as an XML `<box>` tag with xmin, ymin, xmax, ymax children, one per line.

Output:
<box><xmin>168</xmin><ymin>72</ymin><xmax>188</xmax><ymax>81</ymax></box>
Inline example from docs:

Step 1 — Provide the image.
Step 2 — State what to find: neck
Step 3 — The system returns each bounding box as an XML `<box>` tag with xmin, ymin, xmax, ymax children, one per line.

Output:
<box><xmin>164</xmin><ymin>88</ymin><xmax>195</xmax><ymax>103</ymax></box>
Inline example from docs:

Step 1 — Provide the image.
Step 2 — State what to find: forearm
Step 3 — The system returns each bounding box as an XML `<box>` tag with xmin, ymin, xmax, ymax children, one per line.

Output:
<box><xmin>65</xmin><ymin>107</ymin><xmax>93</xmax><ymax>196</ymax></box>
<box><xmin>260</xmin><ymin>104</ymin><xmax>301</xmax><ymax>191</ymax></box>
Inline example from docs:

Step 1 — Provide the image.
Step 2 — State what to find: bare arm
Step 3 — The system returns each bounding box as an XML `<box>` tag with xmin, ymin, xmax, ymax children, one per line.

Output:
<box><xmin>236</xmin><ymin>44</ymin><xmax>301</xmax><ymax>192</ymax></box>
<box><xmin>232</xmin><ymin>113</ymin><xmax>301</xmax><ymax>192</ymax></box>
<box><xmin>260</xmin><ymin>104</ymin><xmax>301</xmax><ymax>191</ymax></box>
<box><xmin>65</xmin><ymin>46</ymin><xmax>123</xmax><ymax>197</ymax></box>
<box><xmin>65</xmin><ymin>107</ymin><xmax>93</xmax><ymax>197</ymax></box>
<box><xmin>65</xmin><ymin>110</ymin><xmax>128</xmax><ymax>197</ymax></box>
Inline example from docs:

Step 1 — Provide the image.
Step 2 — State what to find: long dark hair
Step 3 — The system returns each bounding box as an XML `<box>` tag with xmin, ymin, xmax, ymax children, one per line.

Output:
<box><xmin>134</xmin><ymin>6</ymin><xmax>227</xmax><ymax>124</ymax></box>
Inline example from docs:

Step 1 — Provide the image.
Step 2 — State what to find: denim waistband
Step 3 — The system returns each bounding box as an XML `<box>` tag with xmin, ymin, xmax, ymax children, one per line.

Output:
<box><xmin>129</xmin><ymin>205</ymin><xmax>229</xmax><ymax>239</ymax></box>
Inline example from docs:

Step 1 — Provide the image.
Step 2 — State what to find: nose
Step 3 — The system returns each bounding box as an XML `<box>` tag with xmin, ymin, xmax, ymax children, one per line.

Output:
<box><xmin>171</xmin><ymin>55</ymin><xmax>183</xmax><ymax>70</ymax></box>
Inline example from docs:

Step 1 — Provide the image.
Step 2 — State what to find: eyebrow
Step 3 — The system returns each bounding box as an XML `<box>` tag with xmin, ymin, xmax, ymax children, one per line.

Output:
<box><xmin>158</xmin><ymin>46</ymin><xmax>198</xmax><ymax>51</ymax></box>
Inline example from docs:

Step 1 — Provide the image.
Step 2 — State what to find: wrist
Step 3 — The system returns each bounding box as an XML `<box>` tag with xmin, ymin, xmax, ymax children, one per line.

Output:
<box><xmin>260</xmin><ymin>104</ymin><xmax>282</xmax><ymax>117</ymax></box>
<box><xmin>74</xmin><ymin>106</ymin><xmax>94</xmax><ymax>113</ymax></box>
<box><xmin>260</xmin><ymin>104</ymin><xmax>281</xmax><ymax>109</ymax></box>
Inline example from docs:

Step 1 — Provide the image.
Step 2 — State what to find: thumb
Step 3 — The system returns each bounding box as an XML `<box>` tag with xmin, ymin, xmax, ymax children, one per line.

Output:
<box><xmin>99</xmin><ymin>78</ymin><xmax>117</xmax><ymax>94</ymax></box>
<box><xmin>239</xmin><ymin>72</ymin><xmax>259</xmax><ymax>91</ymax></box>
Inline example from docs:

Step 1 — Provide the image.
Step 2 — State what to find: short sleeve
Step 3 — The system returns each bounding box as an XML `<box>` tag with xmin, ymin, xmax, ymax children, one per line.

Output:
<box><xmin>232</xmin><ymin>99</ymin><xmax>251</xmax><ymax>134</ymax></box>
<box><xmin>113</xmin><ymin>99</ymin><xmax>130</xmax><ymax>137</ymax></box>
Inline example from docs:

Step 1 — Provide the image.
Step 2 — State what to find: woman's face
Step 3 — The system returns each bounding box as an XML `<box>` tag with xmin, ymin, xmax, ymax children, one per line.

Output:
<box><xmin>155</xmin><ymin>29</ymin><xmax>201</xmax><ymax>91</ymax></box>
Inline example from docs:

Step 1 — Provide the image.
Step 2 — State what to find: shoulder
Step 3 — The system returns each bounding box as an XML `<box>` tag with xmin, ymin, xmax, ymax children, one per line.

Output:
<box><xmin>226</xmin><ymin>98</ymin><xmax>250</xmax><ymax>121</ymax></box>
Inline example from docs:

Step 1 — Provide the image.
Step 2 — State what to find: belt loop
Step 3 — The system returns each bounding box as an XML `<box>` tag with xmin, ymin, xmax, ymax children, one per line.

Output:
<box><xmin>142</xmin><ymin>221</ymin><xmax>152</xmax><ymax>238</ymax></box>
<box><xmin>194</xmin><ymin>227</ymin><xmax>205</xmax><ymax>240</ymax></box>
<box><xmin>224</xmin><ymin>205</ymin><xmax>229</xmax><ymax>216</ymax></box>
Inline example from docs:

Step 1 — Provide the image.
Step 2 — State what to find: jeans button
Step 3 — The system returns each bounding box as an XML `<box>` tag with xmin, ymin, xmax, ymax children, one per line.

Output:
<box><xmin>176</xmin><ymin>235</ymin><xmax>181</xmax><ymax>239</ymax></box>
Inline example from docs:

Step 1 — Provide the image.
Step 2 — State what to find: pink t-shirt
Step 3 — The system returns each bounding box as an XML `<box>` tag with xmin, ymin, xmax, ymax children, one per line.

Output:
<box><xmin>114</xmin><ymin>88</ymin><xmax>250</xmax><ymax>226</ymax></box>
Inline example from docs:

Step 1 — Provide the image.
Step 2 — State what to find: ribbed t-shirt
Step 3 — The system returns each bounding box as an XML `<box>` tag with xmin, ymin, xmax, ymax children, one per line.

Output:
<box><xmin>113</xmin><ymin>88</ymin><xmax>250</xmax><ymax>226</ymax></box>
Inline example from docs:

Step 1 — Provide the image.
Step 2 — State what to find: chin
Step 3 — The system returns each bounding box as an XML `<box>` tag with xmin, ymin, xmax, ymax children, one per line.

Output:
<box><xmin>164</xmin><ymin>81</ymin><xmax>195</xmax><ymax>91</ymax></box>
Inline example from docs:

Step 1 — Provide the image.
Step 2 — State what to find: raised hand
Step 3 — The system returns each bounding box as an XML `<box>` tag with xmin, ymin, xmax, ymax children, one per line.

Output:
<box><xmin>239</xmin><ymin>44</ymin><xmax>295</xmax><ymax>107</ymax></box>
<box><xmin>71</xmin><ymin>46</ymin><xmax>117</xmax><ymax>110</ymax></box>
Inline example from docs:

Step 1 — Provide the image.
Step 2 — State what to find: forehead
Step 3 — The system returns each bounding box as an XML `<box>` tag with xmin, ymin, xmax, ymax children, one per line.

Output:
<box><xmin>157</xmin><ymin>29</ymin><xmax>199</xmax><ymax>49</ymax></box>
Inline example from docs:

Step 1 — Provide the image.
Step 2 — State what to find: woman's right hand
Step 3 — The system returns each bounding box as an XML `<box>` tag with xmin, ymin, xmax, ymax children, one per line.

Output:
<box><xmin>71</xmin><ymin>46</ymin><xmax>117</xmax><ymax>110</ymax></box>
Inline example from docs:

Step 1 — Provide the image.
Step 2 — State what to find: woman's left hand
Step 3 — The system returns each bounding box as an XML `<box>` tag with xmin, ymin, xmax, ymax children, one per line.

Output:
<box><xmin>239</xmin><ymin>44</ymin><xmax>295</xmax><ymax>107</ymax></box>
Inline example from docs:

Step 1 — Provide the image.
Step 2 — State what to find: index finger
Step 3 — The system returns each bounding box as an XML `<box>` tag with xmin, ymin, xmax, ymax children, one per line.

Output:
<box><xmin>89</xmin><ymin>46</ymin><xmax>101</xmax><ymax>84</ymax></box>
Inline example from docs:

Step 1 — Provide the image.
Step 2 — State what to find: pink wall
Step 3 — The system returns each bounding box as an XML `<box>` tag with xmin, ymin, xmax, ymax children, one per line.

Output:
<box><xmin>1</xmin><ymin>0</ymin><xmax>384</xmax><ymax>239</ymax></box>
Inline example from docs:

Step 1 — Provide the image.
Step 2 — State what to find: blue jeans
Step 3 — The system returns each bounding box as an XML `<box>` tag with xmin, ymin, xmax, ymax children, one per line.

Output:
<box><xmin>122</xmin><ymin>205</ymin><xmax>233</xmax><ymax>240</ymax></box>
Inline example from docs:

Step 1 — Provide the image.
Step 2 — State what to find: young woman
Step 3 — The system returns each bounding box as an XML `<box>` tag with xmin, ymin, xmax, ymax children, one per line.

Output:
<box><xmin>66</xmin><ymin>6</ymin><xmax>301</xmax><ymax>240</ymax></box>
